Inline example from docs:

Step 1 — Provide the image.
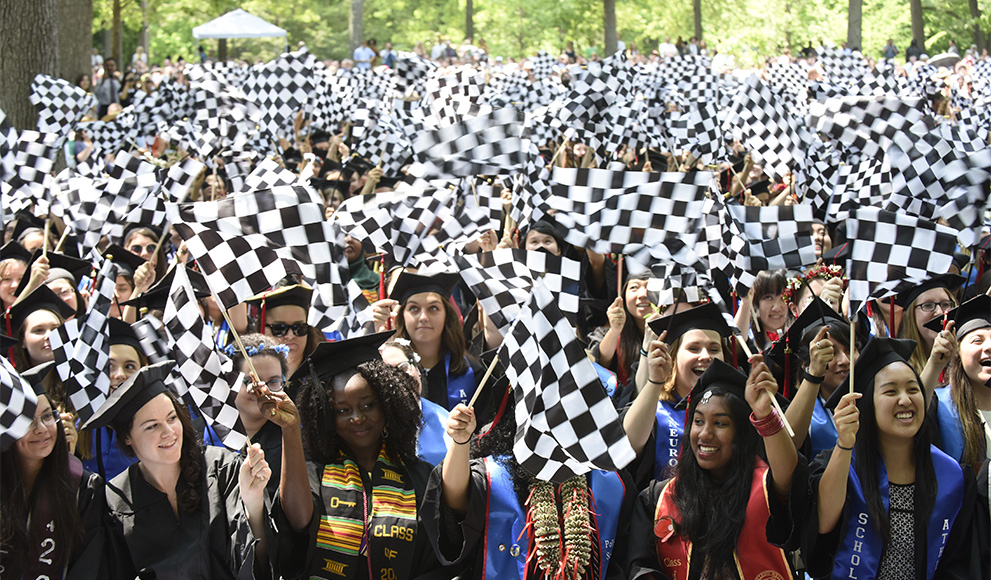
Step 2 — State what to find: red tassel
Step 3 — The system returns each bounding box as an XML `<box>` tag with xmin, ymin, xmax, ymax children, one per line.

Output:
<box><xmin>259</xmin><ymin>297</ymin><xmax>266</xmax><ymax>335</ymax></box>
<box><xmin>731</xmin><ymin>292</ymin><xmax>738</xmax><ymax>368</ymax></box>
<box><xmin>889</xmin><ymin>295</ymin><xmax>895</xmax><ymax>337</ymax></box>
<box><xmin>378</xmin><ymin>254</ymin><xmax>385</xmax><ymax>301</ymax></box>
<box><xmin>783</xmin><ymin>335</ymin><xmax>791</xmax><ymax>399</ymax></box>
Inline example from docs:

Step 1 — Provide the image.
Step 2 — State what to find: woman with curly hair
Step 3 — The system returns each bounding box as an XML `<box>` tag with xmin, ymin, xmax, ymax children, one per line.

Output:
<box><xmin>629</xmin><ymin>356</ymin><xmax>806</xmax><ymax>580</ymax></box>
<box><xmin>274</xmin><ymin>332</ymin><xmax>441</xmax><ymax>580</ymax></box>
<box><xmin>1</xmin><ymin>361</ymin><xmax>106</xmax><ymax>580</ymax></box>
<box><xmin>84</xmin><ymin>362</ymin><xmax>272</xmax><ymax>580</ymax></box>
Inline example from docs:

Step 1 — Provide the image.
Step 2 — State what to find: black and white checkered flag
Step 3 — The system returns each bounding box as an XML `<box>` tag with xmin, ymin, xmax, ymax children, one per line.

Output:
<box><xmin>723</xmin><ymin>75</ymin><xmax>807</xmax><ymax>180</ymax></box>
<box><xmin>724</xmin><ymin>205</ymin><xmax>818</xmax><ymax>293</ymax></box>
<box><xmin>132</xmin><ymin>314</ymin><xmax>173</xmax><ymax>365</ymax></box>
<box><xmin>0</xmin><ymin>356</ymin><xmax>39</xmax><ymax>452</ymax></box>
<box><xmin>500</xmin><ymin>280</ymin><xmax>636</xmax><ymax>482</ymax></box>
<box><xmin>530</xmin><ymin>50</ymin><xmax>556</xmax><ymax>80</ymax></box>
<box><xmin>30</xmin><ymin>74</ymin><xmax>97</xmax><ymax>143</ymax></box>
<box><xmin>809</xmin><ymin>95</ymin><xmax>928</xmax><ymax>162</ymax></box>
<box><xmin>411</xmin><ymin>108</ymin><xmax>525</xmax><ymax>178</ymax></box>
<box><xmin>241</xmin><ymin>157</ymin><xmax>301</xmax><ymax>192</ymax></box>
<box><xmin>164</xmin><ymin>264</ymin><xmax>247</xmax><ymax>450</ymax></box>
<box><xmin>325</xmin><ymin>279</ymin><xmax>376</xmax><ymax>338</ymax></box>
<box><xmin>826</xmin><ymin>154</ymin><xmax>891</xmax><ymax>224</ymax></box>
<box><xmin>816</xmin><ymin>45</ymin><xmax>871</xmax><ymax>87</ymax></box>
<box><xmin>48</xmin><ymin>259</ymin><xmax>117</xmax><ymax>423</ymax></box>
<box><xmin>242</xmin><ymin>47</ymin><xmax>316</xmax><ymax>140</ymax></box>
<box><xmin>455</xmin><ymin>249</ymin><xmax>582</xmax><ymax>337</ymax></box>
<box><xmin>845</xmin><ymin>208</ymin><xmax>959</xmax><ymax>318</ymax></box>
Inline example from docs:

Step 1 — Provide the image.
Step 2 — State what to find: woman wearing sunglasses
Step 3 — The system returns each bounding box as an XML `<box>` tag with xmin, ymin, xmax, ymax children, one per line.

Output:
<box><xmin>246</xmin><ymin>283</ymin><xmax>323</xmax><ymax>380</ymax></box>
<box><xmin>228</xmin><ymin>333</ymin><xmax>292</xmax><ymax>497</ymax></box>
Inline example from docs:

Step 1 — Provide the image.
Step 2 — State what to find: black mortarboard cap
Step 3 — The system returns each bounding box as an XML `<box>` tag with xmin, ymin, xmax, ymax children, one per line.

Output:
<box><xmin>292</xmin><ymin>330</ymin><xmax>394</xmax><ymax>384</ymax></box>
<box><xmin>10</xmin><ymin>213</ymin><xmax>45</xmax><ymax>243</ymax></box>
<box><xmin>0</xmin><ymin>242</ymin><xmax>32</xmax><ymax>263</ymax></box>
<box><xmin>5</xmin><ymin>285</ymin><xmax>76</xmax><ymax>332</ymax></box>
<box><xmin>923</xmin><ymin>295</ymin><xmax>991</xmax><ymax>338</ymax></box>
<box><xmin>766</xmin><ymin>294</ymin><xmax>850</xmax><ymax>367</ymax></box>
<box><xmin>120</xmin><ymin>264</ymin><xmax>210</xmax><ymax>311</ymax></box>
<box><xmin>311</xmin><ymin>129</ymin><xmax>331</xmax><ymax>145</ymax></box>
<box><xmin>821</xmin><ymin>241</ymin><xmax>850</xmax><ymax>266</ymax></box>
<box><xmin>389</xmin><ymin>272</ymin><xmax>459</xmax><ymax>304</ymax></box>
<box><xmin>245</xmin><ymin>283</ymin><xmax>314</xmax><ymax>311</ymax></box>
<box><xmin>109</xmin><ymin>317</ymin><xmax>143</xmax><ymax>354</ymax></box>
<box><xmin>20</xmin><ymin>361</ymin><xmax>55</xmax><ymax>398</ymax></box>
<box><xmin>14</xmin><ymin>250</ymin><xmax>93</xmax><ymax>296</ymax></box>
<box><xmin>647</xmin><ymin>302</ymin><xmax>733</xmax><ymax>344</ymax></box>
<box><xmin>81</xmin><ymin>361</ymin><xmax>176</xmax><ymax>431</ymax></box>
<box><xmin>746</xmin><ymin>179</ymin><xmax>771</xmax><ymax>197</ymax></box>
<box><xmin>103</xmin><ymin>244</ymin><xmax>148</xmax><ymax>278</ymax></box>
<box><xmin>893</xmin><ymin>273</ymin><xmax>966</xmax><ymax>309</ymax></box>
<box><xmin>825</xmin><ymin>337</ymin><xmax>917</xmax><ymax>410</ymax></box>
<box><xmin>674</xmin><ymin>358</ymin><xmax>788</xmax><ymax>412</ymax></box>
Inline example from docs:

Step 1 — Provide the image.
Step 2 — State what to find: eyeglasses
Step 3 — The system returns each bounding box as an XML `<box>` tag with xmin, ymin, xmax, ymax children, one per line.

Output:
<box><xmin>54</xmin><ymin>287</ymin><xmax>76</xmax><ymax>299</ymax></box>
<box><xmin>244</xmin><ymin>376</ymin><xmax>286</xmax><ymax>392</ymax></box>
<box><xmin>129</xmin><ymin>244</ymin><xmax>156</xmax><ymax>255</ymax></box>
<box><xmin>266</xmin><ymin>322</ymin><xmax>309</xmax><ymax>337</ymax></box>
<box><xmin>30</xmin><ymin>410</ymin><xmax>58</xmax><ymax>430</ymax></box>
<box><xmin>915</xmin><ymin>300</ymin><xmax>955</xmax><ymax>313</ymax></box>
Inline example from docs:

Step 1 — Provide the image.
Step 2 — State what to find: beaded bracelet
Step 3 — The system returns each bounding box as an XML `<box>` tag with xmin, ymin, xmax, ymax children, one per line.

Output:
<box><xmin>749</xmin><ymin>409</ymin><xmax>784</xmax><ymax>438</ymax></box>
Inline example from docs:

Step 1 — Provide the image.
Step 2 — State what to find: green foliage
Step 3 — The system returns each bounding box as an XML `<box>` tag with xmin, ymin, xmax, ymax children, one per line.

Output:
<box><xmin>91</xmin><ymin>0</ymin><xmax>991</xmax><ymax>66</ymax></box>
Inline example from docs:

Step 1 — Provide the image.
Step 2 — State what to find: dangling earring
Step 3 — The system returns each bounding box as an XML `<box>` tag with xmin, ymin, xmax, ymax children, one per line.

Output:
<box><xmin>382</xmin><ymin>425</ymin><xmax>389</xmax><ymax>439</ymax></box>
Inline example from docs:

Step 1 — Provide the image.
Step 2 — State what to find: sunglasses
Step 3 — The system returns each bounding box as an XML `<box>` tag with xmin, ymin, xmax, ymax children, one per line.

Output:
<box><xmin>129</xmin><ymin>244</ymin><xmax>156</xmax><ymax>255</ymax></box>
<box><xmin>266</xmin><ymin>322</ymin><xmax>309</xmax><ymax>337</ymax></box>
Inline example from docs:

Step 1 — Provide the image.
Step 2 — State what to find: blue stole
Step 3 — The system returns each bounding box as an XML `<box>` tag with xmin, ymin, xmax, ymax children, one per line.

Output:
<box><xmin>934</xmin><ymin>386</ymin><xmax>965</xmax><ymax>462</ymax></box>
<box><xmin>82</xmin><ymin>425</ymin><xmax>137</xmax><ymax>480</ymax></box>
<box><xmin>445</xmin><ymin>352</ymin><xmax>476</xmax><ymax>410</ymax></box>
<box><xmin>592</xmin><ymin>361</ymin><xmax>618</xmax><ymax>398</ymax></box>
<box><xmin>830</xmin><ymin>446</ymin><xmax>965</xmax><ymax>580</ymax></box>
<box><xmin>654</xmin><ymin>399</ymin><xmax>685</xmax><ymax>480</ymax></box>
<box><xmin>483</xmin><ymin>457</ymin><xmax>625</xmax><ymax>580</ymax></box>
<box><xmin>213</xmin><ymin>319</ymin><xmax>230</xmax><ymax>349</ymax></box>
<box><xmin>417</xmin><ymin>397</ymin><xmax>451</xmax><ymax>466</ymax></box>
<box><xmin>809</xmin><ymin>395</ymin><xmax>839</xmax><ymax>459</ymax></box>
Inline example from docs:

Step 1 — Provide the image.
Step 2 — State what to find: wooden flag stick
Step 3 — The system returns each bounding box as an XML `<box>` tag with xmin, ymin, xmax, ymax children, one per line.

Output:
<box><xmin>42</xmin><ymin>219</ymin><xmax>51</xmax><ymax>258</ymax></box>
<box><xmin>549</xmin><ymin>139</ymin><xmax>569</xmax><ymax>167</ymax></box>
<box><xmin>468</xmin><ymin>354</ymin><xmax>500</xmax><ymax>409</ymax></box>
<box><xmin>734</xmin><ymin>334</ymin><xmax>795</xmax><ymax>438</ymax></box>
<box><xmin>849</xmin><ymin>301</ymin><xmax>857</xmax><ymax>395</ymax></box>
<box><xmin>53</xmin><ymin>227</ymin><xmax>71</xmax><ymax>253</ymax></box>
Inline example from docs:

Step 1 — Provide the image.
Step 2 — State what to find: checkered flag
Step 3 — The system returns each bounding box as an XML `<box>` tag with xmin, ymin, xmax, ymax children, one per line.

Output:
<box><xmin>241</xmin><ymin>157</ymin><xmax>300</xmax><ymax>192</ymax></box>
<box><xmin>540</xmin><ymin>167</ymin><xmax>710</xmax><ymax>265</ymax></box>
<box><xmin>809</xmin><ymin>95</ymin><xmax>928</xmax><ymax>162</ymax></box>
<box><xmin>242</xmin><ymin>47</ymin><xmax>316</xmax><ymax>140</ymax></box>
<box><xmin>558</xmin><ymin>51</ymin><xmax>634</xmax><ymax>130</ymax></box>
<box><xmin>164</xmin><ymin>263</ymin><xmax>247</xmax><ymax>450</ymax></box>
<box><xmin>530</xmin><ymin>50</ymin><xmax>556</xmax><ymax>80</ymax></box>
<box><xmin>845</xmin><ymin>208</ymin><xmax>959</xmax><ymax>318</ymax></box>
<box><xmin>723</xmin><ymin>204</ymin><xmax>818</xmax><ymax>293</ymax></box>
<box><xmin>723</xmin><ymin>75</ymin><xmax>808</xmax><ymax>180</ymax></box>
<box><xmin>0</xmin><ymin>356</ymin><xmax>39</xmax><ymax>452</ymax></box>
<box><xmin>796</xmin><ymin>135</ymin><xmax>842</xmax><ymax>221</ymax></box>
<box><xmin>30</xmin><ymin>74</ymin><xmax>97</xmax><ymax>143</ymax></box>
<box><xmin>423</xmin><ymin>69</ymin><xmax>488</xmax><ymax>126</ymax></box>
<box><xmin>132</xmin><ymin>314</ymin><xmax>173</xmax><ymax>365</ymax></box>
<box><xmin>455</xmin><ymin>249</ymin><xmax>581</xmax><ymax>337</ymax></box>
<box><xmin>826</xmin><ymin>154</ymin><xmax>892</xmax><ymax>224</ymax></box>
<box><xmin>665</xmin><ymin>102</ymin><xmax>723</xmax><ymax>163</ymax></box>
<box><xmin>500</xmin><ymin>280</ymin><xmax>636</xmax><ymax>482</ymax></box>
<box><xmin>324</xmin><ymin>279</ymin><xmax>376</xmax><ymax>338</ymax></box>
<box><xmin>48</xmin><ymin>259</ymin><xmax>117</xmax><ymax>423</ymax></box>
<box><xmin>3</xmin><ymin>130</ymin><xmax>59</xmax><ymax>191</ymax></box>
<box><xmin>816</xmin><ymin>46</ymin><xmax>871</xmax><ymax>86</ymax></box>
<box><xmin>393</xmin><ymin>52</ymin><xmax>437</xmax><ymax>96</ymax></box>
<box><xmin>160</xmin><ymin>157</ymin><xmax>207</xmax><ymax>203</ymax></box>
<box><xmin>411</xmin><ymin>108</ymin><xmax>525</xmax><ymax>178</ymax></box>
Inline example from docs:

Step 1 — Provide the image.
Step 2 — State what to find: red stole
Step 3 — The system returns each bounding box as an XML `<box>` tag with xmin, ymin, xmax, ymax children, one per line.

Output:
<box><xmin>653</xmin><ymin>458</ymin><xmax>792</xmax><ymax>580</ymax></box>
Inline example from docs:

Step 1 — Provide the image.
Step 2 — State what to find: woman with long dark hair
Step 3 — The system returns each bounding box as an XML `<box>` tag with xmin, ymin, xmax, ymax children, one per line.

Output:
<box><xmin>589</xmin><ymin>271</ymin><xmax>652</xmax><ymax>397</ymax></box>
<box><xmin>273</xmin><ymin>333</ymin><xmax>441</xmax><ymax>580</ymax></box>
<box><xmin>629</xmin><ymin>356</ymin><xmax>805</xmax><ymax>579</ymax></box>
<box><xmin>805</xmin><ymin>338</ymin><xmax>981</xmax><ymax>579</ymax></box>
<box><xmin>84</xmin><ymin>362</ymin><xmax>271</xmax><ymax>580</ymax></box>
<box><xmin>0</xmin><ymin>361</ymin><xmax>107</xmax><ymax>580</ymax></box>
<box><xmin>6</xmin><ymin>285</ymin><xmax>74</xmax><ymax>371</ymax></box>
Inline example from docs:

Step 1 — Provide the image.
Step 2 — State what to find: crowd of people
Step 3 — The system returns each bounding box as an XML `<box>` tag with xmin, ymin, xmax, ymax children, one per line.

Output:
<box><xmin>3</xmin><ymin>32</ymin><xmax>991</xmax><ymax>580</ymax></box>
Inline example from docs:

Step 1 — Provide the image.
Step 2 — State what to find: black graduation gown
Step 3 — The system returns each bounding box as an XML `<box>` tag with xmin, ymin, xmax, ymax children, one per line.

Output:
<box><xmin>104</xmin><ymin>446</ymin><xmax>262</xmax><ymax>580</ymax></box>
<box><xmin>423</xmin><ymin>353</ymin><xmax>504</xmax><ymax>430</ymax></box>
<box><xmin>272</xmin><ymin>457</ymin><xmax>444</xmax><ymax>580</ymax></box>
<box><xmin>801</xmin><ymin>448</ymin><xmax>981</xmax><ymax>580</ymax></box>
<box><xmin>66</xmin><ymin>469</ymin><xmax>111</xmax><ymax>580</ymax></box>
<box><xmin>421</xmin><ymin>457</ymin><xmax>636</xmax><ymax>580</ymax></box>
<box><xmin>628</xmin><ymin>459</ymin><xmax>807</xmax><ymax>580</ymax></box>
<box><xmin>244</xmin><ymin>420</ymin><xmax>283</xmax><ymax>502</ymax></box>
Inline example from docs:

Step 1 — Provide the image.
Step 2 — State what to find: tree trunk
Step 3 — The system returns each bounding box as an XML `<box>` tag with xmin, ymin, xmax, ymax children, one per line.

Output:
<box><xmin>140</xmin><ymin>0</ymin><xmax>149</xmax><ymax>61</ymax></box>
<box><xmin>59</xmin><ymin>0</ymin><xmax>92</xmax><ymax>84</ymax></box>
<box><xmin>349</xmin><ymin>0</ymin><xmax>363</xmax><ymax>54</ymax></box>
<box><xmin>847</xmin><ymin>0</ymin><xmax>862</xmax><ymax>50</ymax></box>
<box><xmin>0</xmin><ymin>0</ymin><xmax>58</xmax><ymax>130</ymax></box>
<box><xmin>693</xmin><ymin>0</ymin><xmax>703</xmax><ymax>41</ymax></box>
<box><xmin>466</xmin><ymin>0</ymin><xmax>474</xmax><ymax>43</ymax></box>
<box><xmin>218</xmin><ymin>38</ymin><xmax>227</xmax><ymax>62</ymax></box>
<box><xmin>112</xmin><ymin>0</ymin><xmax>122</xmax><ymax>65</ymax></box>
<box><xmin>969</xmin><ymin>0</ymin><xmax>987</xmax><ymax>53</ymax></box>
<box><xmin>910</xmin><ymin>0</ymin><xmax>925</xmax><ymax>54</ymax></box>
<box><xmin>603</xmin><ymin>0</ymin><xmax>617</xmax><ymax>55</ymax></box>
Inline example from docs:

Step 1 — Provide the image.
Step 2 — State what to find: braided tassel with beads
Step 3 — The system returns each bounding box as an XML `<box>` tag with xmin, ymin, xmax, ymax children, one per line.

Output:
<box><xmin>560</xmin><ymin>476</ymin><xmax>593</xmax><ymax>580</ymax></box>
<box><xmin>528</xmin><ymin>480</ymin><xmax>563</xmax><ymax>577</ymax></box>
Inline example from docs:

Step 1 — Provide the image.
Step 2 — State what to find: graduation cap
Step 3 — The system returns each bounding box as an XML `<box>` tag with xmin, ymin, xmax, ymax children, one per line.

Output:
<box><xmin>766</xmin><ymin>294</ymin><xmax>852</xmax><ymax>369</ymax></box>
<box><xmin>389</xmin><ymin>271</ymin><xmax>459</xmax><ymax>304</ymax></box>
<box><xmin>4</xmin><ymin>285</ymin><xmax>76</xmax><ymax>334</ymax></box>
<box><xmin>893</xmin><ymin>272</ymin><xmax>966</xmax><ymax>309</ymax></box>
<box><xmin>120</xmin><ymin>264</ymin><xmax>210</xmax><ymax>312</ymax></box>
<box><xmin>645</xmin><ymin>149</ymin><xmax>669</xmax><ymax>172</ymax></box>
<box><xmin>292</xmin><ymin>330</ymin><xmax>395</xmax><ymax>385</ymax></box>
<box><xmin>825</xmin><ymin>337</ymin><xmax>917</xmax><ymax>410</ymax></box>
<box><xmin>81</xmin><ymin>361</ymin><xmax>176</xmax><ymax>431</ymax></box>
<box><xmin>820</xmin><ymin>241</ymin><xmax>850</xmax><ymax>266</ymax></box>
<box><xmin>674</xmin><ymin>358</ymin><xmax>789</xmax><ymax>412</ymax></box>
<box><xmin>377</xmin><ymin>174</ymin><xmax>410</xmax><ymax>190</ymax></box>
<box><xmin>103</xmin><ymin>244</ymin><xmax>148</xmax><ymax>278</ymax></box>
<box><xmin>20</xmin><ymin>361</ymin><xmax>55</xmax><ymax>398</ymax></box>
<box><xmin>745</xmin><ymin>179</ymin><xmax>771</xmax><ymax>197</ymax></box>
<box><xmin>122</xmin><ymin>224</ymin><xmax>163</xmax><ymax>246</ymax></box>
<box><xmin>9</xmin><ymin>213</ymin><xmax>45</xmax><ymax>244</ymax></box>
<box><xmin>109</xmin><ymin>317</ymin><xmax>143</xmax><ymax>354</ymax></box>
<box><xmin>922</xmin><ymin>295</ymin><xmax>991</xmax><ymax>338</ymax></box>
<box><xmin>0</xmin><ymin>333</ymin><xmax>16</xmax><ymax>351</ymax></box>
<box><xmin>14</xmin><ymin>250</ymin><xmax>93</xmax><ymax>296</ymax></box>
<box><xmin>0</xmin><ymin>241</ymin><xmax>32</xmax><ymax>263</ymax></box>
<box><xmin>647</xmin><ymin>302</ymin><xmax>733</xmax><ymax>344</ymax></box>
<box><xmin>245</xmin><ymin>283</ymin><xmax>314</xmax><ymax>333</ymax></box>
<box><xmin>310</xmin><ymin>129</ymin><xmax>331</xmax><ymax>145</ymax></box>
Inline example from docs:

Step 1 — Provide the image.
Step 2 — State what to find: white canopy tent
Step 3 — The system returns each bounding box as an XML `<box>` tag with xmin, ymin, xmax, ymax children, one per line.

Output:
<box><xmin>193</xmin><ymin>9</ymin><xmax>287</xmax><ymax>40</ymax></box>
